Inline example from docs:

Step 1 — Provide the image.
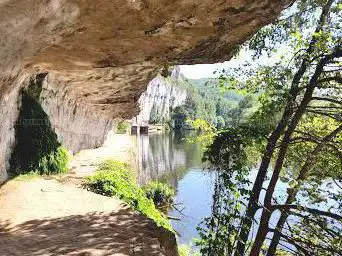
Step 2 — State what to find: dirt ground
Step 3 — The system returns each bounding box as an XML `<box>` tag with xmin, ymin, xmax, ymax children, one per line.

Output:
<box><xmin>0</xmin><ymin>134</ymin><xmax>176</xmax><ymax>256</ymax></box>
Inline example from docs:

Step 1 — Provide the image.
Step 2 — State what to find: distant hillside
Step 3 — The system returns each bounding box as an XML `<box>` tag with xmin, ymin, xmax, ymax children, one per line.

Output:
<box><xmin>164</xmin><ymin>76</ymin><xmax>255</xmax><ymax>127</ymax></box>
<box><xmin>136</xmin><ymin>72</ymin><xmax>255</xmax><ymax>128</ymax></box>
<box><xmin>188</xmin><ymin>78</ymin><xmax>244</xmax><ymax>104</ymax></box>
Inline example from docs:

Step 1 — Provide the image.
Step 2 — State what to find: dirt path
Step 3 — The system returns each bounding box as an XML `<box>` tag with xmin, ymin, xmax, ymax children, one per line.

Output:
<box><xmin>0</xmin><ymin>134</ymin><xmax>177</xmax><ymax>256</ymax></box>
<box><xmin>68</xmin><ymin>132</ymin><xmax>136</xmax><ymax>179</ymax></box>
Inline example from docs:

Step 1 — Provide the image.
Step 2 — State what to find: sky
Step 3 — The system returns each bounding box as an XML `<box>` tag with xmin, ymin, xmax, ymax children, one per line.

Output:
<box><xmin>179</xmin><ymin>50</ymin><xmax>251</xmax><ymax>79</ymax></box>
<box><xmin>179</xmin><ymin>3</ymin><xmax>296</xmax><ymax>80</ymax></box>
<box><xmin>180</xmin><ymin>44</ymin><xmax>289</xmax><ymax>80</ymax></box>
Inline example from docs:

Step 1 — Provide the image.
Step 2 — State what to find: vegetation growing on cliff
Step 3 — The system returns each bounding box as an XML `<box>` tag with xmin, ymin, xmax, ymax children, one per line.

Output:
<box><xmin>149</xmin><ymin>75</ymin><xmax>256</xmax><ymax>129</ymax></box>
<box><xmin>170</xmin><ymin>77</ymin><xmax>255</xmax><ymax>128</ymax></box>
<box><xmin>10</xmin><ymin>81</ymin><xmax>69</xmax><ymax>176</ymax></box>
<box><xmin>84</xmin><ymin>160</ymin><xmax>173</xmax><ymax>231</ymax></box>
<box><xmin>115</xmin><ymin>120</ymin><xmax>130</xmax><ymax>134</ymax></box>
<box><xmin>178</xmin><ymin>244</ymin><xmax>200</xmax><ymax>256</ymax></box>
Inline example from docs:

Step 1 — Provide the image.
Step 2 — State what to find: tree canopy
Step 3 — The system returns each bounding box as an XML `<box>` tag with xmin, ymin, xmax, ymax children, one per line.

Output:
<box><xmin>197</xmin><ymin>0</ymin><xmax>342</xmax><ymax>255</ymax></box>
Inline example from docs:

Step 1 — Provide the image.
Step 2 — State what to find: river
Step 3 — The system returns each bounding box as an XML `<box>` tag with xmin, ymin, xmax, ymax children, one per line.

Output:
<box><xmin>132</xmin><ymin>131</ymin><xmax>300</xmax><ymax>248</ymax></box>
<box><xmin>134</xmin><ymin>131</ymin><xmax>215</xmax><ymax>245</ymax></box>
<box><xmin>132</xmin><ymin>131</ymin><xmax>339</xmax><ymax>251</ymax></box>
<box><xmin>133</xmin><ymin>131</ymin><xmax>290</xmax><ymax>246</ymax></box>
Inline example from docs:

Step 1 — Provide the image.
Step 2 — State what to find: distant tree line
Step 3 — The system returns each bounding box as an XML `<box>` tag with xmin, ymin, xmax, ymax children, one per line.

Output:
<box><xmin>166</xmin><ymin>77</ymin><xmax>256</xmax><ymax>129</ymax></box>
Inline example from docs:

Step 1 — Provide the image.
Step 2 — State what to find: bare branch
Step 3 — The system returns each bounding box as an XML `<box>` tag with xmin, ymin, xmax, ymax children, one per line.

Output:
<box><xmin>306</xmin><ymin>109</ymin><xmax>342</xmax><ymax>120</ymax></box>
<box><xmin>270</xmin><ymin>204</ymin><xmax>342</xmax><ymax>220</ymax></box>
<box><xmin>307</xmin><ymin>105</ymin><xmax>341</xmax><ymax>109</ymax></box>
<box><xmin>311</xmin><ymin>97</ymin><xmax>342</xmax><ymax>105</ymax></box>
<box><xmin>317</xmin><ymin>76</ymin><xmax>342</xmax><ymax>84</ymax></box>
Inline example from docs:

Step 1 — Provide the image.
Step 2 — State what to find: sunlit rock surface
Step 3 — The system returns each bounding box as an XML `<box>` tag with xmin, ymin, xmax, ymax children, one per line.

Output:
<box><xmin>135</xmin><ymin>67</ymin><xmax>187</xmax><ymax>124</ymax></box>
<box><xmin>0</xmin><ymin>0</ymin><xmax>293</xmax><ymax>182</ymax></box>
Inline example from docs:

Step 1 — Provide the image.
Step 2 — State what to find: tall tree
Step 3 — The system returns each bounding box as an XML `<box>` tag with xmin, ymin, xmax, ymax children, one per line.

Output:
<box><xmin>199</xmin><ymin>0</ymin><xmax>342</xmax><ymax>255</ymax></box>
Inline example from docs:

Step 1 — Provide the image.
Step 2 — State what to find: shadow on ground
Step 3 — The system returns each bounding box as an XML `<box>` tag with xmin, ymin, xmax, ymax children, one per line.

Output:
<box><xmin>0</xmin><ymin>208</ymin><xmax>177</xmax><ymax>256</ymax></box>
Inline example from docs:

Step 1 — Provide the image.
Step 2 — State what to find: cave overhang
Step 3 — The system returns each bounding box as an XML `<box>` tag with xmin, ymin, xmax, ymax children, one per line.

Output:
<box><xmin>0</xmin><ymin>0</ymin><xmax>294</xmax><ymax>182</ymax></box>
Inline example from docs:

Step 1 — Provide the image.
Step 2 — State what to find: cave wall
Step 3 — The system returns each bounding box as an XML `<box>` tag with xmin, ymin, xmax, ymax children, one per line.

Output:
<box><xmin>0</xmin><ymin>0</ymin><xmax>294</xmax><ymax>183</ymax></box>
<box><xmin>39</xmin><ymin>72</ymin><xmax>114</xmax><ymax>153</ymax></box>
<box><xmin>0</xmin><ymin>79</ymin><xmax>22</xmax><ymax>182</ymax></box>
<box><xmin>0</xmin><ymin>73</ymin><xmax>34</xmax><ymax>182</ymax></box>
<box><xmin>0</xmin><ymin>72</ymin><xmax>115</xmax><ymax>181</ymax></box>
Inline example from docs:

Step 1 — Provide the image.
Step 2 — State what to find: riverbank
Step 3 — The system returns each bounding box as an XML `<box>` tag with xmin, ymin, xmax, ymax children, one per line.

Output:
<box><xmin>0</xmin><ymin>133</ymin><xmax>178</xmax><ymax>256</ymax></box>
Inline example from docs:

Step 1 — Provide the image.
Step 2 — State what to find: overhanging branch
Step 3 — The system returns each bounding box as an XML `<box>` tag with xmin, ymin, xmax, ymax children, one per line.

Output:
<box><xmin>270</xmin><ymin>204</ymin><xmax>342</xmax><ymax>220</ymax></box>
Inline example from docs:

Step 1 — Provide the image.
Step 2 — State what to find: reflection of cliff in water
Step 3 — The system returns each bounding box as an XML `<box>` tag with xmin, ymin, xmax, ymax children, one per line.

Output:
<box><xmin>135</xmin><ymin>131</ymin><xmax>204</xmax><ymax>188</ymax></box>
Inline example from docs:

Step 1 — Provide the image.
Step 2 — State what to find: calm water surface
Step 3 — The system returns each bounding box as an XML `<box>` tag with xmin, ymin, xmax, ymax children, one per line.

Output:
<box><xmin>133</xmin><ymin>131</ymin><xmax>339</xmax><ymax>251</ymax></box>
<box><xmin>135</xmin><ymin>131</ymin><xmax>214</xmax><ymax>245</ymax></box>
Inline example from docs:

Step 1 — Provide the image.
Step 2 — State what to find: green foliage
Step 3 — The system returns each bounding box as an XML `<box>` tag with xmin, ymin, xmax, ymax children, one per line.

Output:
<box><xmin>248</xmin><ymin>0</ymin><xmax>336</xmax><ymax>59</ymax></box>
<box><xmin>197</xmin><ymin>125</ymin><xmax>259</xmax><ymax>255</ymax></box>
<box><xmin>150</xmin><ymin>74</ymin><xmax>255</xmax><ymax>129</ymax></box>
<box><xmin>149</xmin><ymin>104</ymin><xmax>163</xmax><ymax>124</ymax></box>
<box><xmin>166</xmin><ymin>76</ymin><xmax>255</xmax><ymax>129</ymax></box>
<box><xmin>198</xmin><ymin>0</ymin><xmax>342</xmax><ymax>255</ymax></box>
<box><xmin>215</xmin><ymin>116</ymin><xmax>225</xmax><ymax>129</ymax></box>
<box><xmin>116</xmin><ymin>121</ymin><xmax>130</xmax><ymax>134</ymax></box>
<box><xmin>183</xmin><ymin>78</ymin><xmax>250</xmax><ymax>127</ymax></box>
<box><xmin>84</xmin><ymin>160</ymin><xmax>172</xmax><ymax>231</ymax></box>
<box><xmin>178</xmin><ymin>244</ymin><xmax>200</xmax><ymax>256</ymax></box>
<box><xmin>186</xmin><ymin>119</ymin><xmax>217</xmax><ymax>148</ymax></box>
<box><xmin>10</xmin><ymin>89</ymin><xmax>69</xmax><ymax>176</ymax></box>
<box><xmin>143</xmin><ymin>181</ymin><xmax>175</xmax><ymax>208</ymax></box>
<box><xmin>37</xmin><ymin>146</ymin><xmax>69</xmax><ymax>175</ymax></box>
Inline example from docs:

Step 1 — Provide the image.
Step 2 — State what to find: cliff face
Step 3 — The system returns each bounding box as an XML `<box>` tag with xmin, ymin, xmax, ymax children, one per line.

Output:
<box><xmin>0</xmin><ymin>72</ymin><xmax>114</xmax><ymax>182</ymax></box>
<box><xmin>135</xmin><ymin>67</ymin><xmax>187</xmax><ymax>124</ymax></box>
<box><xmin>0</xmin><ymin>0</ymin><xmax>293</xmax><ymax>182</ymax></box>
<box><xmin>39</xmin><ymin>72</ymin><xmax>115</xmax><ymax>153</ymax></box>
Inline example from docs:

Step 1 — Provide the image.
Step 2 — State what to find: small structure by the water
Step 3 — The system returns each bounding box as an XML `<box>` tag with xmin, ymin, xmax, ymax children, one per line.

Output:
<box><xmin>131</xmin><ymin>117</ymin><xmax>149</xmax><ymax>135</ymax></box>
<box><xmin>131</xmin><ymin>125</ymin><xmax>149</xmax><ymax>135</ymax></box>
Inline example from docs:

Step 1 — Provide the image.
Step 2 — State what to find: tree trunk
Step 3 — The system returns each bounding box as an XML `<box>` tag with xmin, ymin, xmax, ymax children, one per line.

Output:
<box><xmin>266</xmin><ymin>191</ymin><xmax>296</xmax><ymax>256</ymax></box>
<box><xmin>233</xmin><ymin>3</ymin><xmax>337</xmax><ymax>254</ymax></box>
<box><xmin>249</xmin><ymin>43</ymin><xmax>340</xmax><ymax>254</ymax></box>
<box><xmin>234</xmin><ymin>108</ymin><xmax>293</xmax><ymax>256</ymax></box>
<box><xmin>266</xmin><ymin>125</ymin><xmax>342</xmax><ymax>256</ymax></box>
<box><xmin>247</xmin><ymin>1</ymin><xmax>336</xmax><ymax>253</ymax></box>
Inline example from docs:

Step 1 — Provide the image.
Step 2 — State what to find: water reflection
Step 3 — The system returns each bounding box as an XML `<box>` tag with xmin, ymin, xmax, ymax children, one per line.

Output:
<box><xmin>134</xmin><ymin>131</ymin><xmax>214</xmax><ymax>244</ymax></box>
<box><xmin>131</xmin><ymin>131</ymin><xmax>339</xmax><ymax>251</ymax></box>
<box><xmin>135</xmin><ymin>131</ymin><xmax>204</xmax><ymax>187</ymax></box>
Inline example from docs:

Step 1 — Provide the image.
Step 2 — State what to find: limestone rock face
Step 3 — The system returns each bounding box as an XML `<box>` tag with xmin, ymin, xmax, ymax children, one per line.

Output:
<box><xmin>39</xmin><ymin>73</ymin><xmax>115</xmax><ymax>153</ymax></box>
<box><xmin>0</xmin><ymin>0</ymin><xmax>293</xmax><ymax>183</ymax></box>
<box><xmin>0</xmin><ymin>77</ymin><xmax>25</xmax><ymax>182</ymax></box>
<box><xmin>135</xmin><ymin>67</ymin><xmax>187</xmax><ymax>124</ymax></box>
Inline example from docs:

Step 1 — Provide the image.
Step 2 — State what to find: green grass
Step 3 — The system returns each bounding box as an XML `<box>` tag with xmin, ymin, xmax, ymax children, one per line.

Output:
<box><xmin>37</xmin><ymin>146</ymin><xmax>70</xmax><ymax>175</ymax></box>
<box><xmin>143</xmin><ymin>181</ymin><xmax>175</xmax><ymax>208</ymax></box>
<box><xmin>84</xmin><ymin>160</ymin><xmax>173</xmax><ymax>231</ymax></box>
<box><xmin>11</xmin><ymin>172</ymin><xmax>40</xmax><ymax>181</ymax></box>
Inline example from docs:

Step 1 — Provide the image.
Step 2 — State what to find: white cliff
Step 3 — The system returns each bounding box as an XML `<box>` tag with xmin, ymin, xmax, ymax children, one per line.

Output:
<box><xmin>135</xmin><ymin>67</ymin><xmax>187</xmax><ymax>124</ymax></box>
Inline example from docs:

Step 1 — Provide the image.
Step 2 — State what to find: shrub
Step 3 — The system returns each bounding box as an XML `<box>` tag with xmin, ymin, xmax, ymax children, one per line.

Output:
<box><xmin>116</xmin><ymin>121</ymin><xmax>130</xmax><ymax>134</ymax></box>
<box><xmin>178</xmin><ymin>244</ymin><xmax>200</xmax><ymax>256</ymax></box>
<box><xmin>143</xmin><ymin>181</ymin><xmax>175</xmax><ymax>208</ymax></box>
<box><xmin>38</xmin><ymin>146</ymin><xmax>70</xmax><ymax>175</ymax></box>
<box><xmin>84</xmin><ymin>160</ymin><xmax>172</xmax><ymax>231</ymax></box>
<box><xmin>10</xmin><ymin>89</ymin><xmax>70</xmax><ymax>176</ymax></box>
